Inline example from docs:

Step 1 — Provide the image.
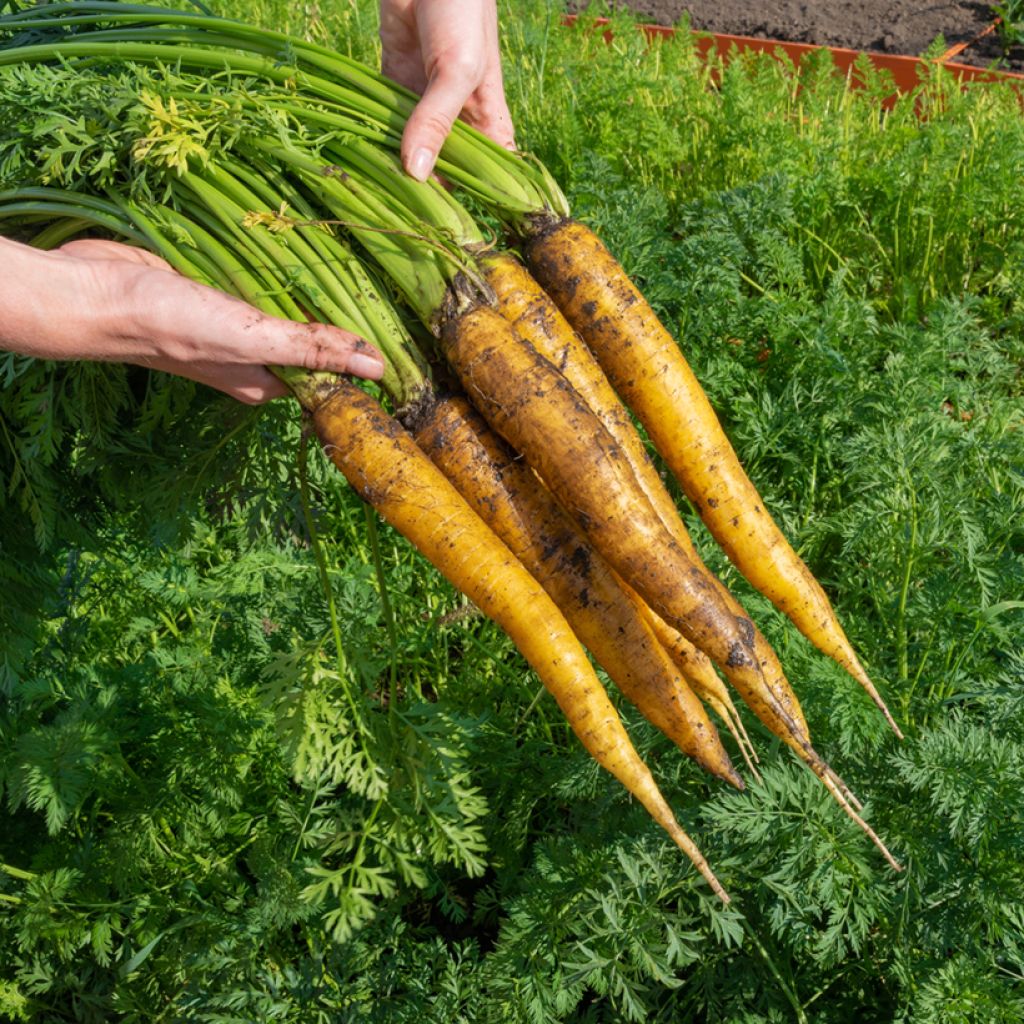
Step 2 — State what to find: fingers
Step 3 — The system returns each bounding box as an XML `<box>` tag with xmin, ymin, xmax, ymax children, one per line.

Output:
<box><xmin>10</xmin><ymin>222</ymin><xmax>387</xmax><ymax>407</ymax></box>
<box><xmin>402</xmin><ymin>56</ymin><xmax>485</xmax><ymax>181</ymax></box>
<box><xmin>402</xmin><ymin>62</ymin><xmax>516</xmax><ymax>181</ymax></box>
<box><xmin>202</xmin><ymin>317</ymin><xmax>387</xmax><ymax>404</ymax></box>
<box><xmin>113</xmin><ymin>263</ymin><xmax>386</xmax><ymax>404</ymax></box>
<box><xmin>253</xmin><ymin>318</ymin><xmax>387</xmax><ymax>381</ymax></box>
<box><xmin>390</xmin><ymin>0</ymin><xmax>516</xmax><ymax>181</ymax></box>
<box><xmin>460</xmin><ymin>78</ymin><xmax>516</xmax><ymax>151</ymax></box>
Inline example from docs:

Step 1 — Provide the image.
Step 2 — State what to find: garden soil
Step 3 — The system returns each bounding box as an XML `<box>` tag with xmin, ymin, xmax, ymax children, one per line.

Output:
<box><xmin>568</xmin><ymin>1</ymin><xmax>1024</xmax><ymax>72</ymax></box>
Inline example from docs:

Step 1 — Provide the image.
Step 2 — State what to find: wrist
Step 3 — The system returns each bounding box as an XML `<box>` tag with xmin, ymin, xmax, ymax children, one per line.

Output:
<box><xmin>0</xmin><ymin>238</ymin><xmax>57</xmax><ymax>356</ymax></box>
<box><xmin>0</xmin><ymin>237</ymin><xmax>162</xmax><ymax>366</ymax></box>
<box><xmin>0</xmin><ymin>238</ymin><xmax>121</xmax><ymax>361</ymax></box>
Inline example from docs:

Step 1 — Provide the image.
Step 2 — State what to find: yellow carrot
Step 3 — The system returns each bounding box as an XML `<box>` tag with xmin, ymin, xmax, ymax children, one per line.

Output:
<box><xmin>312</xmin><ymin>378</ymin><xmax>731</xmax><ymax>899</ymax></box>
<box><xmin>523</xmin><ymin>219</ymin><xmax>901</xmax><ymax>739</ymax></box>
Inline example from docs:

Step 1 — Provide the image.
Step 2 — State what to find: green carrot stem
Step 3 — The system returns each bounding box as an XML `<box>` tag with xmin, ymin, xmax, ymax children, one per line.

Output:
<box><xmin>248</xmin><ymin>138</ymin><xmax>460</xmax><ymax>324</ymax></box>
<box><xmin>168</xmin><ymin>183</ymin><xmax>314</xmax><ymax>319</ymax></box>
<box><xmin>227</xmin><ymin>155</ymin><xmax>431</xmax><ymax>395</ymax></box>
<box><xmin>1</xmin><ymin>4</ymin><xmax>569</xmax><ymax>221</ymax></box>
<box><xmin>0</xmin><ymin>197</ymin><xmax>150</xmax><ymax>245</ymax></box>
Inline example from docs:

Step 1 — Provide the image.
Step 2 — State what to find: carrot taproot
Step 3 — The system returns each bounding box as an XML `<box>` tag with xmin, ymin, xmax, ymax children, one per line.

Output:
<box><xmin>410</xmin><ymin>390</ymin><xmax>743</xmax><ymax>789</ymax></box>
<box><xmin>638</xmin><ymin>604</ymin><xmax>762</xmax><ymax>780</ymax></box>
<box><xmin>522</xmin><ymin>219</ymin><xmax>902</xmax><ymax>739</ymax></box>
<box><xmin>627</xmin><ymin>585</ymin><xmax>886</xmax><ymax>860</ymax></box>
<box><xmin>483</xmin><ymin>250</ymin><xmax>811</xmax><ymax>742</ymax></box>
<box><xmin>442</xmin><ymin>300</ymin><xmax>859</xmax><ymax>814</ymax></box>
<box><xmin>310</xmin><ymin>378</ymin><xmax>729</xmax><ymax>899</ymax></box>
<box><xmin>439</xmin><ymin>302</ymin><xmax>762</xmax><ymax>692</ymax></box>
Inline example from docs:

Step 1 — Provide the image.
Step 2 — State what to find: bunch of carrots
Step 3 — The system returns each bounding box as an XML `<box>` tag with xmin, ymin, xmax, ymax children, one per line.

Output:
<box><xmin>0</xmin><ymin>2</ymin><xmax>904</xmax><ymax>901</ymax></box>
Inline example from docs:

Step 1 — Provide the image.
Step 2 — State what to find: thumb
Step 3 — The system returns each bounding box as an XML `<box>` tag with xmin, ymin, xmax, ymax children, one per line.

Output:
<box><xmin>59</xmin><ymin>237</ymin><xmax>175</xmax><ymax>271</ymax></box>
<box><xmin>401</xmin><ymin>61</ymin><xmax>477</xmax><ymax>182</ymax></box>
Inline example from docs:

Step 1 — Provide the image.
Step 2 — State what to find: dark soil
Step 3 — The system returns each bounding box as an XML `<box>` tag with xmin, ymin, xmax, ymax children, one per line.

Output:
<box><xmin>568</xmin><ymin>1</ymin><xmax>1024</xmax><ymax>73</ymax></box>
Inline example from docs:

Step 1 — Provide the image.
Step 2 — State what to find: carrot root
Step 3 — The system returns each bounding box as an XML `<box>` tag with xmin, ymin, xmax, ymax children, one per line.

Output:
<box><xmin>439</xmin><ymin>303</ymin><xmax>761</xmax><ymax>682</ymax></box>
<box><xmin>484</xmin><ymin>251</ymin><xmax>814</xmax><ymax>745</ymax></box>
<box><xmin>411</xmin><ymin>391</ymin><xmax>744</xmax><ymax>789</ymax></box>
<box><xmin>636</xmin><ymin>598</ymin><xmax>763</xmax><ymax>778</ymax></box>
<box><xmin>311</xmin><ymin>379</ymin><xmax>727</xmax><ymax>887</ymax></box>
<box><xmin>705</xmin><ymin>693</ymin><xmax>763</xmax><ymax>783</ymax></box>
<box><xmin>667</xmin><ymin>824</ymin><xmax>732</xmax><ymax>904</ymax></box>
<box><xmin>845</xmin><ymin>653</ymin><xmax>905</xmax><ymax>739</ymax></box>
<box><xmin>522</xmin><ymin>219</ymin><xmax>897</xmax><ymax>735</ymax></box>
<box><xmin>816</xmin><ymin>770</ymin><xmax>903</xmax><ymax>872</ymax></box>
<box><xmin>824</xmin><ymin>766</ymin><xmax>865</xmax><ymax>813</ymax></box>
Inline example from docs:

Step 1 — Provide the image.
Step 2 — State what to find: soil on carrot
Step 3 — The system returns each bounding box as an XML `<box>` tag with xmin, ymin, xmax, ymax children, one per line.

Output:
<box><xmin>569</xmin><ymin>1</ymin><xmax>1024</xmax><ymax>72</ymax></box>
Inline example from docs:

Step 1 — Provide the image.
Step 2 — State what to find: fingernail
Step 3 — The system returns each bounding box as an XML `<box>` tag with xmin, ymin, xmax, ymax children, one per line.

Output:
<box><xmin>408</xmin><ymin>146</ymin><xmax>434</xmax><ymax>182</ymax></box>
<box><xmin>349</xmin><ymin>352</ymin><xmax>385</xmax><ymax>380</ymax></box>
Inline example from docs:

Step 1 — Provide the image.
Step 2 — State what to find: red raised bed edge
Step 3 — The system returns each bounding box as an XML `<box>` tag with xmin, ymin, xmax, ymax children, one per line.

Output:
<box><xmin>562</xmin><ymin>14</ymin><xmax>1024</xmax><ymax>105</ymax></box>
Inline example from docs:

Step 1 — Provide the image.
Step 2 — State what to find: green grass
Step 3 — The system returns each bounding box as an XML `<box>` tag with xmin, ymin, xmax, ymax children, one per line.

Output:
<box><xmin>1</xmin><ymin>2</ymin><xmax>1023</xmax><ymax>1021</ymax></box>
<box><xmin>993</xmin><ymin>0</ymin><xmax>1024</xmax><ymax>54</ymax></box>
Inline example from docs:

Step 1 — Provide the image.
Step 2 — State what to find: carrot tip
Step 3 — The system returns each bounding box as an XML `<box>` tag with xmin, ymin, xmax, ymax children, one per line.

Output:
<box><xmin>787</xmin><ymin>731</ymin><xmax>901</xmax><ymax>870</ymax></box>
<box><xmin>846</xmin><ymin>656</ymin><xmax>904</xmax><ymax>739</ymax></box>
<box><xmin>825</xmin><ymin>767</ymin><xmax>864</xmax><ymax>813</ymax></box>
<box><xmin>705</xmin><ymin>693</ymin><xmax>762</xmax><ymax>781</ymax></box>
<box><xmin>730</xmin><ymin>726</ymin><xmax>762</xmax><ymax>784</ymax></box>
<box><xmin>666</xmin><ymin>824</ymin><xmax>731</xmax><ymax>903</ymax></box>
<box><xmin>867</xmin><ymin>691</ymin><xmax>904</xmax><ymax>739</ymax></box>
<box><xmin>817</xmin><ymin>767</ymin><xmax>903</xmax><ymax>871</ymax></box>
<box><xmin>698</xmin><ymin>865</ymin><xmax>732</xmax><ymax>904</ymax></box>
<box><xmin>883</xmin><ymin>708</ymin><xmax>905</xmax><ymax>740</ymax></box>
<box><xmin>716</xmin><ymin>758</ymin><xmax>746</xmax><ymax>791</ymax></box>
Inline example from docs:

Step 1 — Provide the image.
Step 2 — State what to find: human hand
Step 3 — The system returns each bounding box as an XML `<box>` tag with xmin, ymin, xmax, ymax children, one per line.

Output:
<box><xmin>0</xmin><ymin>237</ymin><xmax>385</xmax><ymax>404</ymax></box>
<box><xmin>380</xmin><ymin>0</ymin><xmax>515</xmax><ymax>182</ymax></box>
